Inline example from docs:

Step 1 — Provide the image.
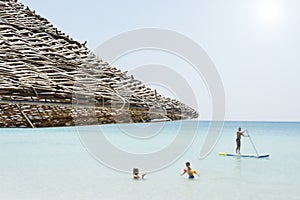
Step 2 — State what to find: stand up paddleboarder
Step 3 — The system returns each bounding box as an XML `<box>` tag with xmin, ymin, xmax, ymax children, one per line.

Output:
<box><xmin>236</xmin><ymin>128</ymin><xmax>249</xmax><ymax>154</ymax></box>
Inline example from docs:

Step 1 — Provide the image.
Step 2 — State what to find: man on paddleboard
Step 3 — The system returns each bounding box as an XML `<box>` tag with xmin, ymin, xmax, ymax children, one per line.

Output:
<box><xmin>236</xmin><ymin>128</ymin><xmax>249</xmax><ymax>154</ymax></box>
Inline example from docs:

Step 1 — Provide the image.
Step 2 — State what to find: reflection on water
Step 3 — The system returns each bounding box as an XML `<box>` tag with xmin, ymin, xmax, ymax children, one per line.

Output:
<box><xmin>234</xmin><ymin>157</ymin><xmax>242</xmax><ymax>177</ymax></box>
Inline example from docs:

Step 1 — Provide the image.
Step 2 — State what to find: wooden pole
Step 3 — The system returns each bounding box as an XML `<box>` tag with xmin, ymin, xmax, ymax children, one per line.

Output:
<box><xmin>16</xmin><ymin>104</ymin><xmax>35</xmax><ymax>128</ymax></box>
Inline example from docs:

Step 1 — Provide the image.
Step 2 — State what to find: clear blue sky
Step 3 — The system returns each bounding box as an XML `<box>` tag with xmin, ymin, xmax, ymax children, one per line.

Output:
<box><xmin>20</xmin><ymin>0</ymin><xmax>300</xmax><ymax>121</ymax></box>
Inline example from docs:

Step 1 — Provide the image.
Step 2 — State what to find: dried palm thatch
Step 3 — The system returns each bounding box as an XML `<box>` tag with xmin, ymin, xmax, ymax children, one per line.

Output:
<box><xmin>0</xmin><ymin>0</ymin><xmax>198</xmax><ymax>128</ymax></box>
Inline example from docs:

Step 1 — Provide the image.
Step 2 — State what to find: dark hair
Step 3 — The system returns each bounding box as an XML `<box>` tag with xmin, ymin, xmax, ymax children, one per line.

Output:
<box><xmin>185</xmin><ymin>162</ymin><xmax>190</xmax><ymax>166</ymax></box>
<box><xmin>133</xmin><ymin>168</ymin><xmax>139</xmax><ymax>174</ymax></box>
<box><xmin>238</xmin><ymin>127</ymin><xmax>241</xmax><ymax>131</ymax></box>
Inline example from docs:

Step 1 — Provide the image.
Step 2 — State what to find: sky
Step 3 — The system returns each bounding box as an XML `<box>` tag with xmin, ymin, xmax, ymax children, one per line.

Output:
<box><xmin>19</xmin><ymin>0</ymin><xmax>300</xmax><ymax>122</ymax></box>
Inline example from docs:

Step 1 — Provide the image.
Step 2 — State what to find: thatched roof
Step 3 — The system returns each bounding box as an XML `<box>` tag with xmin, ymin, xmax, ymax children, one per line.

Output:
<box><xmin>0</xmin><ymin>0</ymin><xmax>198</xmax><ymax>128</ymax></box>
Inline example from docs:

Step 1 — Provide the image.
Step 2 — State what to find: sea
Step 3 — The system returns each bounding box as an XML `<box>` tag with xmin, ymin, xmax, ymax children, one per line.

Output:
<box><xmin>0</xmin><ymin>121</ymin><xmax>299</xmax><ymax>200</ymax></box>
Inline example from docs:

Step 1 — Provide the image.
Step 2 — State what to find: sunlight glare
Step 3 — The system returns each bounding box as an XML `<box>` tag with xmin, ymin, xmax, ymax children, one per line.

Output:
<box><xmin>258</xmin><ymin>0</ymin><xmax>283</xmax><ymax>25</ymax></box>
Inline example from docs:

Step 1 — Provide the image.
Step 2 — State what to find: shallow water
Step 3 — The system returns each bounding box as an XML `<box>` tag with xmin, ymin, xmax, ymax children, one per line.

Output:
<box><xmin>0</xmin><ymin>121</ymin><xmax>299</xmax><ymax>200</ymax></box>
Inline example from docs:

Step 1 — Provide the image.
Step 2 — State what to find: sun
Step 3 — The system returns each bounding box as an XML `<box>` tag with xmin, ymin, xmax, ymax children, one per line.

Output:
<box><xmin>258</xmin><ymin>0</ymin><xmax>283</xmax><ymax>25</ymax></box>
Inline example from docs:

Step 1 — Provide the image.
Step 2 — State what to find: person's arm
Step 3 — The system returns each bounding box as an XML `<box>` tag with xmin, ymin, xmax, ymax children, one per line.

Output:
<box><xmin>180</xmin><ymin>169</ymin><xmax>187</xmax><ymax>176</ymax></box>
<box><xmin>191</xmin><ymin>169</ymin><xmax>200</xmax><ymax>177</ymax></box>
<box><xmin>242</xmin><ymin>129</ymin><xmax>250</xmax><ymax>137</ymax></box>
<box><xmin>141</xmin><ymin>173</ymin><xmax>146</xmax><ymax>179</ymax></box>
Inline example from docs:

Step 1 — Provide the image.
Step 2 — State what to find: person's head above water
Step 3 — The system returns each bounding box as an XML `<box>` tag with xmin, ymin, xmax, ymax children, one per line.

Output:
<box><xmin>133</xmin><ymin>168</ymin><xmax>139</xmax><ymax>175</ymax></box>
<box><xmin>238</xmin><ymin>127</ymin><xmax>241</xmax><ymax>131</ymax></box>
<box><xmin>185</xmin><ymin>162</ymin><xmax>190</xmax><ymax>167</ymax></box>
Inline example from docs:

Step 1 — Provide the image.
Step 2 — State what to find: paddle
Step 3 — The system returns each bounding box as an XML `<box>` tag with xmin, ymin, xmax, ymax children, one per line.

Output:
<box><xmin>245</xmin><ymin>130</ymin><xmax>259</xmax><ymax>156</ymax></box>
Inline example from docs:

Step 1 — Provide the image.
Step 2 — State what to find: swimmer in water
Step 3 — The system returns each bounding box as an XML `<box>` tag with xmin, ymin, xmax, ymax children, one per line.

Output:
<box><xmin>133</xmin><ymin>168</ymin><xmax>146</xmax><ymax>180</ymax></box>
<box><xmin>180</xmin><ymin>162</ymin><xmax>200</xmax><ymax>179</ymax></box>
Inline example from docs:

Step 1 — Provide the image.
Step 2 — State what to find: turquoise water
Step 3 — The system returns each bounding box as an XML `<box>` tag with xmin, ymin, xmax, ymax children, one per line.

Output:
<box><xmin>0</xmin><ymin>121</ymin><xmax>299</xmax><ymax>200</ymax></box>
